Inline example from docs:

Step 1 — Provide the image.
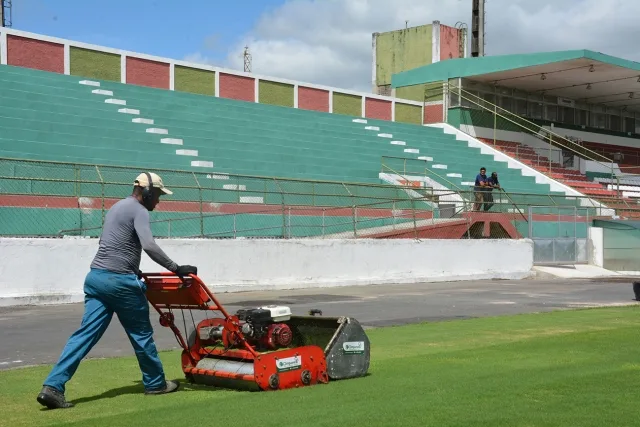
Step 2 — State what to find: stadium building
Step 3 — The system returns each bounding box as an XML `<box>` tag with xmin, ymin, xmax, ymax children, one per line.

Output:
<box><xmin>1</xmin><ymin>22</ymin><xmax>640</xmax><ymax>277</ymax></box>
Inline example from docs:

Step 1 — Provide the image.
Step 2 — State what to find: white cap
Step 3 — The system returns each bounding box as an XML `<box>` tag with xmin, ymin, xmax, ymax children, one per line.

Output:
<box><xmin>134</xmin><ymin>172</ymin><xmax>173</xmax><ymax>195</ymax></box>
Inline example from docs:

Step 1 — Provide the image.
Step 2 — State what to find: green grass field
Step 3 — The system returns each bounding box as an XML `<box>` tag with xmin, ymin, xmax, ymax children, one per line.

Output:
<box><xmin>2</xmin><ymin>306</ymin><xmax>640</xmax><ymax>427</ymax></box>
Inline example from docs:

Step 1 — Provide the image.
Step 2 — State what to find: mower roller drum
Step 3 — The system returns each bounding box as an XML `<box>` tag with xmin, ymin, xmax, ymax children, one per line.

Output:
<box><xmin>142</xmin><ymin>272</ymin><xmax>370</xmax><ymax>391</ymax></box>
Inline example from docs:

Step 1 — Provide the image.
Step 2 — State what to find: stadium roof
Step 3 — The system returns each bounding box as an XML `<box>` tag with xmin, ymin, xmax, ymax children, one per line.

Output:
<box><xmin>391</xmin><ymin>49</ymin><xmax>640</xmax><ymax>112</ymax></box>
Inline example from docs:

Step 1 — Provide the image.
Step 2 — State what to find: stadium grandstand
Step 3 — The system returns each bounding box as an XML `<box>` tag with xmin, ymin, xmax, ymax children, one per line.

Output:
<box><xmin>393</xmin><ymin>50</ymin><xmax>640</xmax><ymax>214</ymax></box>
<box><xmin>1</xmin><ymin>26</ymin><xmax>638</xmax><ymax>265</ymax></box>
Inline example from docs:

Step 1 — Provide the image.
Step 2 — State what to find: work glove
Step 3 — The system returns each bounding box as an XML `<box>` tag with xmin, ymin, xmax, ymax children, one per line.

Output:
<box><xmin>174</xmin><ymin>265</ymin><xmax>198</xmax><ymax>277</ymax></box>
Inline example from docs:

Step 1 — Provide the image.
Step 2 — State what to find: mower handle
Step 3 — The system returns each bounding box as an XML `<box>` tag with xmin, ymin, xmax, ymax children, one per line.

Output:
<box><xmin>140</xmin><ymin>271</ymin><xmax>201</xmax><ymax>288</ymax></box>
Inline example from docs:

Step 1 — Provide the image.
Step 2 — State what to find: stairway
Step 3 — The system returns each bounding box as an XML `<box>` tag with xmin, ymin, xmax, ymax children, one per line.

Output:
<box><xmin>477</xmin><ymin>138</ymin><xmax>640</xmax><ymax>218</ymax></box>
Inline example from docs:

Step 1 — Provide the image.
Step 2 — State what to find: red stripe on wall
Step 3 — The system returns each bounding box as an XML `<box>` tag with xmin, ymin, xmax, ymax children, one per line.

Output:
<box><xmin>298</xmin><ymin>86</ymin><xmax>330</xmax><ymax>112</ymax></box>
<box><xmin>0</xmin><ymin>195</ymin><xmax>436</xmax><ymax>219</ymax></box>
<box><xmin>219</xmin><ymin>73</ymin><xmax>255</xmax><ymax>102</ymax></box>
<box><xmin>424</xmin><ymin>104</ymin><xmax>443</xmax><ymax>124</ymax></box>
<box><xmin>6</xmin><ymin>35</ymin><xmax>64</xmax><ymax>73</ymax></box>
<box><xmin>126</xmin><ymin>57</ymin><xmax>170</xmax><ymax>89</ymax></box>
<box><xmin>439</xmin><ymin>26</ymin><xmax>462</xmax><ymax>60</ymax></box>
<box><xmin>365</xmin><ymin>98</ymin><xmax>392</xmax><ymax>121</ymax></box>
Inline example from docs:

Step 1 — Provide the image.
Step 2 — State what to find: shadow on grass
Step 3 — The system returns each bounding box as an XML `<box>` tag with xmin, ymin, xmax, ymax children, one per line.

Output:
<box><xmin>43</xmin><ymin>372</ymin><xmax>372</xmax><ymax>409</ymax></box>
<box><xmin>63</xmin><ymin>378</ymin><xmax>227</xmax><ymax>407</ymax></box>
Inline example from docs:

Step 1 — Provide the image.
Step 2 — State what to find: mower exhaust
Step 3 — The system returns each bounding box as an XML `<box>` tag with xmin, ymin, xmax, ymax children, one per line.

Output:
<box><xmin>142</xmin><ymin>272</ymin><xmax>370</xmax><ymax>392</ymax></box>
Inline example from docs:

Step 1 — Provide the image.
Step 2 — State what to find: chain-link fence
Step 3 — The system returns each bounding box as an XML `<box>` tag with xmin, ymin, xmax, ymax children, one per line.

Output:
<box><xmin>2</xmin><ymin>157</ymin><xmax>638</xmax><ymax>240</ymax></box>
<box><xmin>0</xmin><ymin>157</ymin><xmax>438</xmax><ymax>239</ymax></box>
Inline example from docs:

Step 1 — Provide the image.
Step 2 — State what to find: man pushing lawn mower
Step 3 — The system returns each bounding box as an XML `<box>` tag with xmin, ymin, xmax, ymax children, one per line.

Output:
<box><xmin>37</xmin><ymin>172</ymin><xmax>198</xmax><ymax>410</ymax></box>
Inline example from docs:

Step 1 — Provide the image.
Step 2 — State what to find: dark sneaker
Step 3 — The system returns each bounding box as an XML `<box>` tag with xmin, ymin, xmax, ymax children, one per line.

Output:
<box><xmin>144</xmin><ymin>380</ymin><xmax>180</xmax><ymax>395</ymax></box>
<box><xmin>37</xmin><ymin>386</ymin><xmax>74</xmax><ymax>409</ymax></box>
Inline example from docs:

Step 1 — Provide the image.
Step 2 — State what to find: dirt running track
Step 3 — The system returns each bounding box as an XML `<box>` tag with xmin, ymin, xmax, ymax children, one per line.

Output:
<box><xmin>0</xmin><ymin>277</ymin><xmax>637</xmax><ymax>370</ymax></box>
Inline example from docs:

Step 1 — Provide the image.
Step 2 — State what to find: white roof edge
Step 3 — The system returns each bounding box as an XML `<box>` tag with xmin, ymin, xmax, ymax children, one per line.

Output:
<box><xmin>0</xmin><ymin>27</ymin><xmax>424</xmax><ymax>107</ymax></box>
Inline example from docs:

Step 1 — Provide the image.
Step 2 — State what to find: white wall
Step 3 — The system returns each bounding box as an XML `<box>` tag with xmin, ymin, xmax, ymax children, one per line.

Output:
<box><xmin>0</xmin><ymin>237</ymin><xmax>534</xmax><ymax>307</ymax></box>
<box><xmin>588</xmin><ymin>227</ymin><xmax>604</xmax><ymax>268</ymax></box>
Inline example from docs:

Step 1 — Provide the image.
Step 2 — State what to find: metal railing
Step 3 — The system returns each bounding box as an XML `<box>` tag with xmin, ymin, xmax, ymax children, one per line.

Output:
<box><xmin>447</xmin><ymin>82</ymin><xmax>618</xmax><ymax>183</ymax></box>
<box><xmin>1</xmin><ymin>156</ymin><xmax>638</xmax><ymax>240</ymax></box>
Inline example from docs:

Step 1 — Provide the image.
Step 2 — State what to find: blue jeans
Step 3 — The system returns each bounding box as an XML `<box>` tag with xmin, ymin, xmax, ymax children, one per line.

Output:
<box><xmin>43</xmin><ymin>268</ymin><xmax>166</xmax><ymax>393</ymax></box>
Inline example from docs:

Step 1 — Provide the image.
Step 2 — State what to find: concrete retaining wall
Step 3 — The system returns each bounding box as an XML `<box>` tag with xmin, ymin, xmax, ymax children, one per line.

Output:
<box><xmin>0</xmin><ymin>237</ymin><xmax>534</xmax><ymax>306</ymax></box>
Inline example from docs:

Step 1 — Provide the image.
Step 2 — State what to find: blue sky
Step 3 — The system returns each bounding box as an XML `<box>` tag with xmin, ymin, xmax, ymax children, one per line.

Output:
<box><xmin>11</xmin><ymin>0</ymin><xmax>283</xmax><ymax>65</ymax></box>
<box><xmin>8</xmin><ymin>0</ymin><xmax>640</xmax><ymax>92</ymax></box>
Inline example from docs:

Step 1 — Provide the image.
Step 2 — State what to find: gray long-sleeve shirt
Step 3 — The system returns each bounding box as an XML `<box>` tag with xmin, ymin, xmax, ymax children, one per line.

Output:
<box><xmin>90</xmin><ymin>196</ymin><xmax>178</xmax><ymax>274</ymax></box>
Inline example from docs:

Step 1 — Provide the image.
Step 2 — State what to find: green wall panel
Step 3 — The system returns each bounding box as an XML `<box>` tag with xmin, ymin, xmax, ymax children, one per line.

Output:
<box><xmin>332</xmin><ymin>92</ymin><xmax>361</xmax><ymax>116</ymax></box>
<box><xmin>395</xmin><ymin>103</ymin><xmax>422</xmax><ymax>125</ymax></box>
<box><xmin>375</xmin><ymin>24</ymin><xmax>433</xmax><ymax>87</ymax></box>
<box><xmin>258</xmin><ymin>80</ymin><xmax>294</xmax><ymax>107</ymax></box>
<box><xmin>174</xmin><ymin>66</ymin><xmax>215</xmax><ymax>96</ymax></box>
<box><xmin>69</xmin><ymin>47</ymin><xmax>120</xmax><ymax>82</ymax></box>
<box><xmin>446</xmin><ymin>107</ymin><xmax>523</xmax><ymax>133</ymax></box>
<box><xmin>396</xmin><ymin>84</ymin><xmax>424</xmax><ymax>102</ymax></box>
<box><xmin>396</xmin><ymin>82</ymin><xmax>443</xmax><ymax>103</ymax></box>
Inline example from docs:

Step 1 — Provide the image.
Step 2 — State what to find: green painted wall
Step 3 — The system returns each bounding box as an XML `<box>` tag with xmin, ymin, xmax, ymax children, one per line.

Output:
<box><xmin>395</xmin><ymin>84</ymin><xmax>424</xmax><ymax>102</ymax></box>
<box><xmin>396</xmin><ymin>81</ymin><xmax>443</xmax><ymax>102</ymax></box>
<box><xmin>69</xmin><ymin>47</ymin><xmax>120</xmax><ymax>82</ymax></box>
<box><xmin>259</xmin><ymin>80</ymin><xmax>294</xmax><ymax>107</ymax></box>
<box><xmin>174</xmin><ymin>66</ymin><xmax>215</xmax><ymax>96</ymax></box>
<box><xmin>395</xmin><ymin>103</ymin><xmax>422</xmax><ymax>125</ymax></box>
<box><xmin>375</xmin><ymin>24</ymin><xmax>433</xmax><ymax>87</ymax></box>
<box><xmin>332</xmin><ymin>92</ymin><xmax>362</xmax><ymax>116</ymax></box>
<box><xmin>447</xmin><ymin>107</ymin><xmax>523</xmax><ymax>133</ymax></box>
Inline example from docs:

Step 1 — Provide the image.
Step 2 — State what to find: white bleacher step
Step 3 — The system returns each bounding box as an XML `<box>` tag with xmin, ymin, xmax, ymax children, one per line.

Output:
<box><xmin>378</xmin><ymin>133</ymin><xmax>393</xmax><ymax>138</ymax></box>
<box><xmin>79</xmin><ymin>80</ymin><xmax>100</xmax><ymax>87</ymax></box>
<box><xmin>176</xmin><ymin>149</ymin><xmax>198</xmax><ymax>156</ymax></box>
<box><xmin>461</xmin><ymin>181</ymin><xmax>475</xmax><ymax>186</ymax></box>
<box><xmin>447</xmin><ymin>173</ymin><xmax>462</xmax><ymax>178</ymax></box>
<box><xmin>206</xmin><ymin>173</ymin><xmax>229</xmax><ymax>180</ymax></box>
<box><xmin>146</xmin><ymin>128</ymin><xmax>168</xmax><ymax>134</ymax></box>
<box><xmin>404</xmin><ymin>148</ymin><xmax>419</xmax><ymax>154</ymax></box>
<box><xmin>432</xmin><ymin>164</ymin><xmax>447</xmax><ymax>169</ymax></box>
<box><xmin>118</xmin><ymin>108</ymin><xmax>139</xmax><ymax>115</ymax></box>
<box><xmin>132</xmin><ymin>118</ymin><xmax>154</xmax><ymax>125</ymax></box>
<box><xmin>365</xmin><ymin>126</ymin><xmax>380</xmax><ymax>131</ymax></box>
<box><xmin>191</xmin><ymin>160</ymin><xmax>214</xmax><ymax>168</ymax></box>
<box><xmin>161</xmin><ymin>138</ymin><xmax>183</xmax><ymax>145</ymax></box>
<box><xmin>240</xmin><ymin>196</ymin><xmax>264</xmax><ymax>204</ymax></box>
<box><xmin>391</xmin><ymin>140</ymin><xmax>406</xmax><ymax>146</ymax></box>
<box><xmin>92</xmin><ymin>89</ymin><xmax>113</xmax><ymax>96</ymax></box>
<box><xmin>418</xmin><ymin>156</ymin><xmax>433</xmax><ymax>161</ymax></box>
<box><xmin>223</xmin><ymin>184</ymin><xmax>247</xmax><ymax>191</ymax></box>
<box><xmin>352</xmin><ymin>119</ymin><xmax>367</xmax><ymax>124</ymax></box>
<box><xmin>105</xmin><ymin>98</ymin><xmax>126</xmax><ymax>105</ymax></box>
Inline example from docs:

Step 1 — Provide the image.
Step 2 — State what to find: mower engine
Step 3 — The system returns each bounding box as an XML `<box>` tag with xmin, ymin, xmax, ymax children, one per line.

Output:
<box><xmin>198</xmin><ymin>305</ymin><xmax>294</xmax><ymax>351</ymax></box>
<box><xmin>237</xmin><ymin>306</ymin><xmax>294</xmax><ymax>351</ymax></box>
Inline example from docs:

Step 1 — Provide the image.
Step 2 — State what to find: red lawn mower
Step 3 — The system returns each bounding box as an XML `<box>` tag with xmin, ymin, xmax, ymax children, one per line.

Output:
<box><xmin>142</xmin><ymin>272</ymin><xmax>370</xmax><ymax>391</ymax></box>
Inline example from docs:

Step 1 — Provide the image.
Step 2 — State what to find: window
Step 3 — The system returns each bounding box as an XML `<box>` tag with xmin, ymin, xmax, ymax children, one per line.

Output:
<box><xmin>610</xmin><ymin>115</ymin><xmax>621</xmax><ymax>132</ymax></box>
<box><xmin>625</xmin><ymin>117</ymin><xmax>636</xmax><ymax>133</ymax></box>
<box><xmin>546</xmin><ymin>105</ymin><xmax>558</xmax><ymax>121</ymax></box>
<box><xmin>558</xmin><ymin>107</ymin><xmax>575</xmax><ymax>125</ymax></box>
<box><xmin>528</xmin><ymin>101</ymin><xmax>542</xmax><ymax>119</ymax></box>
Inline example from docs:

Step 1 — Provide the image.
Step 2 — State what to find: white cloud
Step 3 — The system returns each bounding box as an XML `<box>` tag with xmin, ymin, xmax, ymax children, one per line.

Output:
<box><xmin>184</xmin><ymin>0</ymin><xmax>640</xmax><ymax>92</ymax></box>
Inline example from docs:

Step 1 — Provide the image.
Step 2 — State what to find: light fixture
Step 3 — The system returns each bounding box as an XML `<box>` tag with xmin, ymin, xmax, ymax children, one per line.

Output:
<box><xmin>630</xmin><ymin>92</ymin><xmax>635</xmax><ymax>99</ymax></box>
<box><xmin>540</xmin><ymin>73</ymin><xmax>546</xmax><ymax>80</ymax></box>
<box><xmin>589</xmin><ymin>65</ymin><xmax>595</xmax><ymax>72</ymax></box>
<box><xmin>586</xmin><ymin>83</ymin><xmax>592</xmax><ymax>90</ymax></box>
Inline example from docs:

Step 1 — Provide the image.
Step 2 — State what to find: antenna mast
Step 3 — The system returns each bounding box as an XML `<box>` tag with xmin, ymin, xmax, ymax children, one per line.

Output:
<box><xmin>243</xmin><ymin>46</ymin><xmax>252</xmax><ymax>73</ymax></box>
<box><xmin>1</xmin><ymin>0</ymin><xmax>13</xmax><ymax>28</ymax></box>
